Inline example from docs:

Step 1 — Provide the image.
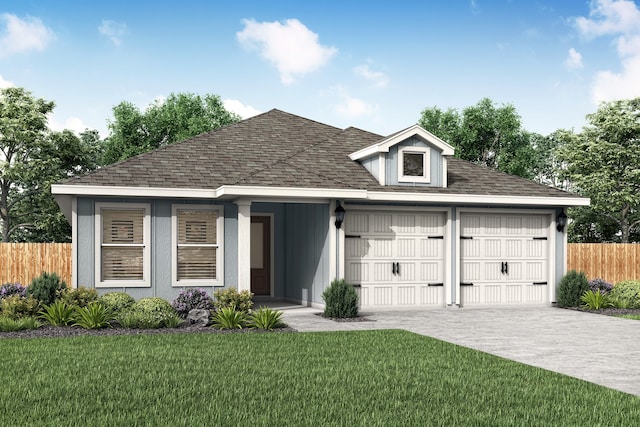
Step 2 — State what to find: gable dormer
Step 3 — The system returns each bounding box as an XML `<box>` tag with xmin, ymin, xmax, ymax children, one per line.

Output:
<box><xmin>349</xmin><ymin>125</ymin><xmax>455</xmax><ymax>187</ymax></box>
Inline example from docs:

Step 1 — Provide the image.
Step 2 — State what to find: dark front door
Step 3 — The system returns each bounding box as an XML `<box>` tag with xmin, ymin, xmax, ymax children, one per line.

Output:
<box><xmin>250</xmin><ymin>216</ymin><xmax>271</xmax><ymax>295</ymax></box>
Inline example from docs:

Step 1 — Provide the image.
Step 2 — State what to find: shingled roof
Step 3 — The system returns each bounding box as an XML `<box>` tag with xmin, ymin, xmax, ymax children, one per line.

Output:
<box><xmin>59</xmin><ymin>109</ymin><xmax>583</xmax><ymax>200</ymax></box>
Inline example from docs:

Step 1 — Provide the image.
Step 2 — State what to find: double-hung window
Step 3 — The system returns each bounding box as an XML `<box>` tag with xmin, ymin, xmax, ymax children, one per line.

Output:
<box><xmin>172</xmin><ymin>205</ymin><xmax>224</xmax><ymax>286</ymax></box>
<box><xmin>95</xmin><ymin>203</ymin><xmax>150</xmax><ymax>287</ymax></box>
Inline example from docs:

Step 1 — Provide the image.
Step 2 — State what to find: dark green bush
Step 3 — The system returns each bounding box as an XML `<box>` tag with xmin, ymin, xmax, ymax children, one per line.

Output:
<box><xmin>27</xmin><ymin>272</ymin><xmax>67</xmax><ymax>305</ymax></box>
<box><xmin>98</xmin><ymin>292</ymin><xmax>135</xmax><ymax>314</ymax></box>
<box><xmin>59</xmin><ymin>286</ymin><xmax>98</xmax><ymax>308</ymax></box>
<box><xmin>557</xmin><ymin>270</ymin><xmax>589</xmax><ymax>308</ymax></box>
<box><xmin>213</xmin><ymin>287</ymin><xmax>253</xmax><ymax>313</ymax></box>
<box><xmin>610</xmin><ymin>280</ymin><xmax>640</xmax><ymax>309</ymax></box>
<box><xmin>322</xmin><ymin>279</ymin><xmax>359</xmax><ymax>318</ymax></box>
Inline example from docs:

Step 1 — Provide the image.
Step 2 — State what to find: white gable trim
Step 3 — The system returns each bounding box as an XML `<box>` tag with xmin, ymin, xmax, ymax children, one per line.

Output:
<box><xmin>349</xmin><ymin>125</ymin><xmax>455</xmax><ymax>160</ymax></box>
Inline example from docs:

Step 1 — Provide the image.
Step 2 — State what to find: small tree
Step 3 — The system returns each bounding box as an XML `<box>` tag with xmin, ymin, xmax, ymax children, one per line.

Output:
<box><xmin>322</xmin><ymin>279</ymin><xmax>359</xmax><ymax>318</ymax></box>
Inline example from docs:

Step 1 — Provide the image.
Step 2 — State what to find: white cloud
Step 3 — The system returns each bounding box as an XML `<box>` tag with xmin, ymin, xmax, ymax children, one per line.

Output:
<box><xmin>353</xmin><ymin>64</ymin><xmax>389</xmax><ymax>88</ymax></box>
<box><xmin>99</xmin><ymin>20</ymin><xmax>127</xmax><ymax>46</ymax></box>
<box><xmin>564</xmin><ymin>48</ymin><xmax>584</xmax><ymax>70</ymax></box>
<box><xmin>223</xmin><ymin>99</ymin><xmax>262</xmax><ymax>119</ymax></box>
<box><xmin>0</xmin><ymin>74</ymin><xmax>14</xmax><ymax>88</ymax></box>
<box><xmin>0</xmin><ymin>13</ymin><xmax>55</xmax><ymax>58</ymax></box>
<box><xmin>48</xmin><ymin>115</ymin><xmax>92</xmax><ymax>135</ymax></box>
<box><xmin>573</xmin><ymin>0</ymin><xmax>640</xmax><ymax>103</ymax></box>
<box><xmin>237</xmin><ymin>18</ymin><xmax>337</xmax><ymax>84</ymax></box>
<box><xmin>333</xmin><ymin>88</ymin><xmax>374</xmax><ymax>118</ymax></box>
<box><xmin>574</xmin><ymin>0</ymin><xmax>640</xmax><ymax>37</ymax></box>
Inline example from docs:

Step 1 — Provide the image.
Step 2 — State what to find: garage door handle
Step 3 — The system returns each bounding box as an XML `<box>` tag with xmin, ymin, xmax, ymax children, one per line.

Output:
<box><xmin>395</xmin><ymin>262</ymin><xmax>400</xmax><ymax>275</ymax></box>
<box><xmin>500</xmin><ymin>262</ymin><xmax>506</xmax><ymax>274</ymax></box>
<box><xmin>392</xmin><ymin>262</ymin><xmax>397</xmax><ymax>275</ymax></box>
<box><xmin>505</xmin><ymin>262</ymin><xmax>508</xmax><ymax>274</ymax></box>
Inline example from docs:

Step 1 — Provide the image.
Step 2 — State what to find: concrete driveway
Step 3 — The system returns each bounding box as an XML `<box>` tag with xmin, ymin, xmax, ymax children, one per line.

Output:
<box><xmin>279</xmin><ymin>305</ymin><xmax>640</xmax><ymax>396</ymax></box>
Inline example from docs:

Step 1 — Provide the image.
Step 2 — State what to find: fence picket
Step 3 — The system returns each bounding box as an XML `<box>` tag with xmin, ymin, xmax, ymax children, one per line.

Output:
<box><xmin>0</xmin><ymin>243</ymin><xmax>72</xmax><ymax>286</ymax></box>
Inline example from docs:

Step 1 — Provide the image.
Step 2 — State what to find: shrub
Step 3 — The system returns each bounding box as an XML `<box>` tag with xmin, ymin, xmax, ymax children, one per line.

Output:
<box><xmin>27</xmin><ymin>272</ymin><xmax>67</xmax><ymax>305</ymax></box>
<box><xmin>0</xmin><ymin>295</ymin><xmax>41</xmax><ymax>319</ymax></box>
<box><xmin>118</xmin><ymin>311</ymin><xmax>162</xmax><ymax>329</ymax></box>
<box><xmin>322</xmin><ymin>279</ymin><xmax>359</xmax><ymax>318</ymax></box>
<box><xmin>0</xmin><ymin>316</ymin><xmax>40</xmax><ymax>332</ymax></box>
<box><xmin>248</xmin><ymin>307</ymin><xmax>285</xmax><ymax>330</ymax></box>
<box><xmin>0</xmin><ymin>283</ymin><xmax>27</xmax><ymax>300</ymax></box>
<box><xmin>588</xmin><ymin>278</ymin><xmax>613</xmax><ymax>295</ymax></box>
<box><xmin>39</xmin><ymin>301</ymin><xmax>76</xmax><ymax>326</ymax></box>
<box><xmin>163</xmin><ymin>313</ymin><xmax>183</xmax><ymax>328</ymax></box>
<box><xmin>126</xmin><ymin>297</ymin><xmax>177</xmax><ymax>327</ymax></box>
<box><xmin>172</xmin><ymin>288</ymin><xmax>213</xmax><ymax>318</ymax></box>
<box><xmin>98</xmin><ymin>292</ymin><xmax>135</xmax><ymax>314</ymax></box>
<box><xmin>212</xmin><ymin>306</ymin><xmax>247</xmax><ymax>329</ymax></box>
<box><xmin>556</xmin><ymin>270</ymin><xmax>589</xmax><ymax>308</ymax></box>
<box><xmin>73</xmin><ymin>302</ymin><xmax>114</xmax><ymax>329</ymax></box>
<box><xmin>59</xmin><ymin>286</ymin><xmax>98</xmax><ymax>308</ymax></box>
<box><xmin>610</xmin><ymin>280</ymin><xmax>640</xmax><ymax>309</ymax></box>
<box><xmin>580</xmin><ymin>290</ymin><xmax>613</xmax><ymax>311</ymax></box>
<box><xmin>213</xmin><ymin>287</ymin><xmax>253</xmax><ymax>313</ymax></box>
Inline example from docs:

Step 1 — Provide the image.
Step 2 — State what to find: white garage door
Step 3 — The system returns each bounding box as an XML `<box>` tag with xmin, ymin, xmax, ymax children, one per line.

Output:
<box><xmin>459</xmin><ymin>213</ymin><xmax>550</xmax><ymax>306</ymax></box>
<box><xmin>344</xmin><ymin>211</ymin><xmax>446</xmax><ymax>307</ymax></box>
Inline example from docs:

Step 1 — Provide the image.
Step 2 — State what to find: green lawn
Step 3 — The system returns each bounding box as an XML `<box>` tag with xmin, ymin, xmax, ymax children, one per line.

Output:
<box><xmin>615</xmin><ymin>314</ymin><xmax>640</xmax><ymax>320</ymax></box>
<box><xmin>1</xmin><ymin>329</ymin><xmax>638</xmax><ymax>426</ymax></box>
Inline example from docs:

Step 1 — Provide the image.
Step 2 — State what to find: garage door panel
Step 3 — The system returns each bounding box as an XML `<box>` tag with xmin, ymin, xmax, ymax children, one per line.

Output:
<box><xmin>345</xmin><ymin>210</ymin><xmax>447</xmax><ymax>307</ymax></box>
<box><xmin>460</xmin><ymin>213</ymin><xmax>550</xmax><ymax>306</ymax></box>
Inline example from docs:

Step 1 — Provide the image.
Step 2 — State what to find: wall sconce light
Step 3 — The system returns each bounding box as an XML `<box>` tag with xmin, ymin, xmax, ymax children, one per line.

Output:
<box><xmin>556</xmin><ymin>211</ymin><xmax>567</xmax><ymax>232</ymax></box>
<box><xmin>334</xmin><ymin>201</ymin><xmax>345</xmax><ymax>229</ymax></box>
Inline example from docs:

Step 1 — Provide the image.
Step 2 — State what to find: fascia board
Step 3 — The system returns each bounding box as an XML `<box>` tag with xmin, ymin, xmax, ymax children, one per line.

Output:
<box><xmin>51</xmin><ymin>184</ymin><xmax>218</xmax><ymax>199</ymax></box>
<box><xmin>365</xmin><ymin>191</ymin><xmax>590</xmax><ymax>207</ymax></box>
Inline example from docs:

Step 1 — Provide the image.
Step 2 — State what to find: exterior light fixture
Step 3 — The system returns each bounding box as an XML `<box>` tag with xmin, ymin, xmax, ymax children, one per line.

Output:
<box><xmin>334</xmin><ymin>201</ymin><xmax>345</xmax><ymax>229</ymax></box>
<box><xmin>556</xmin><ymin>211</ymin><xmax>567</xmax><ymax>232</ymax></box>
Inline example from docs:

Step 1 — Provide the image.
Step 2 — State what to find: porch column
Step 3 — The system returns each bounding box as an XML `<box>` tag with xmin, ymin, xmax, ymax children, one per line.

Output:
<box><xmin>236</xmin><ymin>200</ymin><xmax>252</xmax><ymax>292</ymax></box>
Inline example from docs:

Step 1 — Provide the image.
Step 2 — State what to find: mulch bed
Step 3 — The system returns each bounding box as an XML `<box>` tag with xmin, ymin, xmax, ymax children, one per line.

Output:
<box><xmin>0</xmin><ymin>323</ymin><xmax>296</xmax><ymax>340</ymax></box>
<box><xmin>315</xmin><ymin>313</ymin><xmax>374</xmax><ymax>322</ymax></box>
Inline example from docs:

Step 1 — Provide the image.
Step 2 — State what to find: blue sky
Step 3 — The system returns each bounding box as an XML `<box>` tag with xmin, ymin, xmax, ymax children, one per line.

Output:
<box><xmin>1</xmin><ymin>0</ymin><xmax>638</xmax><ymax>138</ymax></box>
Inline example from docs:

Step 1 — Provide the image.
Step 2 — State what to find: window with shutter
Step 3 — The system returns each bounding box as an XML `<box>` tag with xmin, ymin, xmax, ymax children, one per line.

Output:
<box><xmin>95</xmin><ymin>203</ymin><xmax>150</xmax><ymax>287</ymax></box>
<box><xmin>172</xmin><ymin>205</ymin><xmax>224</xmax><ymax>286</ymax></box>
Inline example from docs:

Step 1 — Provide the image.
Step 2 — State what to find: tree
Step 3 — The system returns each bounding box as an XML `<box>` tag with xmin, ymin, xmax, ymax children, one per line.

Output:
<box><xmin>102</xmin><ymin>93</ymin><xmax>241</xmax><ymax>164</ymax></box>
<box><xmin>419</xmin><ymin>98</ymin><xmax>536</xmax><ymax>179</ymax></box>
<box><xmin>0</xmin><ymin>87</ymin><xmax>54</xmax><ymax>242</ymax></box>
<box><xmin>0</xmin><ymin>87</ymin><xmax>100</xmax><ymax>242</ymax></box>
<box><xmin>558</xmin><ymin>98</ymin><xmax>640</xmax><ymax>243</ymax></box>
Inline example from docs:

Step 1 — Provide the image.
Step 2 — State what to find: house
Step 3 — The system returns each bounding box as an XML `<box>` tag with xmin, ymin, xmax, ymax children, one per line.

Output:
<box><xmin>51</xmin><ymin>109</ymin><xmax>589</xmax><ymax>308</ymax></box>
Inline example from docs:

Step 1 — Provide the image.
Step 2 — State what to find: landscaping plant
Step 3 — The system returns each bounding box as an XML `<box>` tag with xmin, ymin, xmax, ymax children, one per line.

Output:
<box><xmin>73</xmin><ymin>302</ymin><xmax>114</xmax><ymax>329</ymax></box>
<box><xmin>0</xmin><ymin>294</ymin><xmax>40</xmax><ymax>319</ymax></box>
<box><xmin>0</xmin><ymin>315</ymin><xmax>40</xmax><ymax>331</ymax></box>
<box><xmin>322</xmin><ymin>279</ymin><xmax>359</xmax><ymax>318</ymax></box>
<box><xmin>580</xmin><ymin>290</ymin><xmax>613</xmax><ymax>311</ymax></box>
<box><xmin>27</xmin><ymin>272</ymin><xmax>67</xmax><ymax>305</ymax></box>
<box><xmin>0</xmin><ymin>283</ymin><xmax>27</xmax><ymax>299</ymax></box>
<box><xmin>212</xmin><ymin>306</ymin><xmax>247</xmax><ymax>329</ymax></box>
<box><xmin>248</xmin><ymin>307</ymin><xmax>285</xmax><ymax>330</ymax></box>
<box><xmin>556</xmin><ymin>270</ymin><xmax>589</xmax><ymax>308</ymax></box>
<box><xmin>118</xmin><ymin>311</ymin><xmax>162</xmax><ymax>329</ymax></box>
<box><xmin>213</xmin><ymin>287</ymin><xmax>253</xmax><ymax>313</ymax></box>
<box><xmin>39</xmin><ymin>301</ymin><xmax>76</xmax><ymax>326</ymax></box>
<box><xmin>59</xmin><ymin>286</ymin><xmax>98</xmax><ymax>308</ymax></box>
<box><xmin>122</xmin><ymin>297</ymin><xmax>178</xmax><ymax>328</ymax></box>
<box><xmin>610</xmin><ymin>280</ymin><xmax>640</xmax><ymax>309</ymax></box>
<box><xmin>98</xmin><ymin>292</ymin><xmax>135</xmax><ymax>314</ymax></box>
<box><xmin>172</xmin><ymin>288</ymin><xmax>213</xmax><ymax>318</ymax></box>
<box><xmin>587</xmin><ymin>278</ymin><xmax>613</xmax><ymax>294</ymax></box>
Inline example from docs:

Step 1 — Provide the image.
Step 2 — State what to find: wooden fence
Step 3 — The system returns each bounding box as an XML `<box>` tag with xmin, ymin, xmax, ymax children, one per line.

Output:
<box><xmin>0</xmin><ymin>242</ymin><xmax>638</xmax><ymax>289</ymax></box>
<box><xmin>568</xmin><ymin>243</ymin><xmax>640</xmax><ymax>284</ymax></box>
<box><xmin>0</xmin><ymin>243</ymin><xmax>72</xmax><ymax>286</ymax></box>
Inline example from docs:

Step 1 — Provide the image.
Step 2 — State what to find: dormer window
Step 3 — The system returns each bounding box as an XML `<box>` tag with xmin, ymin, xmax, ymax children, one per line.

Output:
<box><xmin>398</xmin><ymin>147</ymin><xmax>430</xmax><ymax>183</ymax></box>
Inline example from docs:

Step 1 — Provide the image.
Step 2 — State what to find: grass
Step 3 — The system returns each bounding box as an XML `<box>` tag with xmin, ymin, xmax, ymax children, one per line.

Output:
<box><xmin>1</xmin><ymin>330</ymin><xmax>639</xmax><ymax>426</ymax></box>
<box><xmin>615</xmin><ymin>314</ymin><xmax>640</xmax><ymax>320</ymax></box>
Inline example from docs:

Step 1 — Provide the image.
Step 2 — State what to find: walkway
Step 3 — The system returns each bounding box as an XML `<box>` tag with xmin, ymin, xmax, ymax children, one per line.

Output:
<box><xmin>277</xmin><ymin>304</ymin><xmax>640</xmax><ymax>396</ymax></box>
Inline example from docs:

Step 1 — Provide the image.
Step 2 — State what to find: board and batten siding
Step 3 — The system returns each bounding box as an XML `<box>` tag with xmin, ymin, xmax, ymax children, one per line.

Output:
<box><xmin>75</xmin><ymin>197</ymin><xmax>238</xmax><ymax>301</ymax></box>
<box><xmin>386</xmin><ymin>137</ymin><xmax>443</xmax><ymax>187</ymax></box>
<box><xmin>284</xmin><ymin>203</ymin><xmax>330</xmax><ymax>305</ymax></box>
